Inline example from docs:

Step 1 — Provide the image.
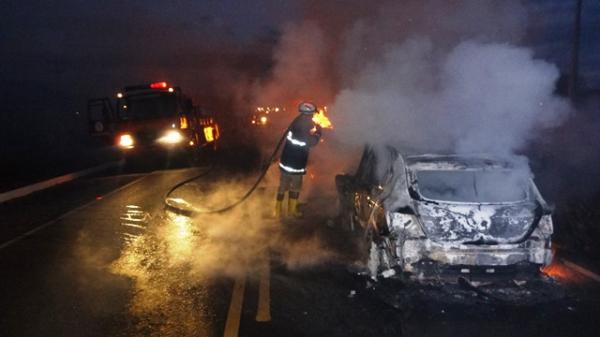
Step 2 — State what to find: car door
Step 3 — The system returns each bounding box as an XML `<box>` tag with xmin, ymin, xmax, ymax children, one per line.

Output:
<box><xmin>353</xmin><ymin>146</ymin><xmax>379</xmax><ymax>226</ymax></box>
<box><xmin>87</xmin><ymin>97</ymin><xmax>115</xmax><ymax>136</ymax></box>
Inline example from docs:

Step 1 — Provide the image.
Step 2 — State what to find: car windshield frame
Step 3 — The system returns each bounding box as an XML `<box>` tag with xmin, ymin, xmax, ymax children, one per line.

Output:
<box><xmin>118</xmin><ymin>92</ymin><xmax>178</xmax><ymax>121</ymax></box>
<box><xmin>410</xmin><ymin>168</ymin><xmax>531</xmax><ymax>205</ymax></box>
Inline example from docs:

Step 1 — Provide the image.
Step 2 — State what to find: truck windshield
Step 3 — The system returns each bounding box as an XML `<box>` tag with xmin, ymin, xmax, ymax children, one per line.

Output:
<box><xmin>415</xmin><ymin>169</ymin><xmax>529</xmax><ymax>203</ymax></box>
<box><xmin>119</xmin><ymin>93</ymin><xmax>177</xmax><ymax>120</ymax></box>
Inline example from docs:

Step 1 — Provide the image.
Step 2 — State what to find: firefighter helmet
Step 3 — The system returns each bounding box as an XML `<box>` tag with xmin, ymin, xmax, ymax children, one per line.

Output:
<box><xmin>298</xmin><ymin>102</ymin><xmax>317</xmax><ymax>114</ymax></box>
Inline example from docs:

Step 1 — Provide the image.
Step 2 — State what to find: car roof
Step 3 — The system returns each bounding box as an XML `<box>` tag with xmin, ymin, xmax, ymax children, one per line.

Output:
<box><xmin>402</xmin><ymin>154</ymin><xmax>515</xmax><ymax>170</ymax></box>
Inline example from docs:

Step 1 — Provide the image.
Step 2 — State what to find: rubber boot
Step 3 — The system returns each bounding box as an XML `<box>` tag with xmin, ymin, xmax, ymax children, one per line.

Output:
<box><xmin>288</xmin><ymin>198</ymin><xmax>303</xmax><ymax>218</ymax></box>
<box><xmin>274</xmin><ymin>200</ymin><xmax>283</xmax><ymax>218</ymax></box>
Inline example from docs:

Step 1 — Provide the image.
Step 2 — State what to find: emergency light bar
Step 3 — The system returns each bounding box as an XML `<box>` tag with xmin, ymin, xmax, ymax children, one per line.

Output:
<box><xmin>150</xmin><ymin>81</ymin><xmax>168</xmax><ymax>89</ymax></box>
<box><xmin>123</xmin><ymin>82</ymin><xmax>176</xmax><ymax>92</ymax></box>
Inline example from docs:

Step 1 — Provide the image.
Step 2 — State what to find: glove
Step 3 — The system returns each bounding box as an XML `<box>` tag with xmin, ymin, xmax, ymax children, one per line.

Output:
<box><xmin>313</xmin><ymin>125</ymin><xmax>322</xmax><ymax>137</ymax></box>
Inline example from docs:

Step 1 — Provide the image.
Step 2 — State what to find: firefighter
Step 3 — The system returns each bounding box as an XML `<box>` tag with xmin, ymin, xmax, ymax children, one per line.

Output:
<box><xmin>275</xmin><ymin>102</ymin><xmax>322</xmax><ymax>218</ymax></box>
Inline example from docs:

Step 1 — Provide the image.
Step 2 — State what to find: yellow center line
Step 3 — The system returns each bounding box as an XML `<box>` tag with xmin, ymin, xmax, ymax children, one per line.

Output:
<box><xmin>223</xmin><ymin>273</ymin><xmax>247</xmax><ymax>337</ymax></box>
<box><xmin>256</xmin><ymin>251</ymin><xmax>272</xmax><ymax>322</ymax></box>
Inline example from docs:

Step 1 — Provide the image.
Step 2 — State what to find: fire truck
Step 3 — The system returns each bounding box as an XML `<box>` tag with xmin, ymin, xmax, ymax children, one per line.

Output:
<box><xmin>87</xmin><ymin>81</ymin><xmax>219</xmax><ymax>153</ymax></box>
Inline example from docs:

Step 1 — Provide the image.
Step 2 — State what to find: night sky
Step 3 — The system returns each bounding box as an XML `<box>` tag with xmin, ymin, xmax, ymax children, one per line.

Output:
<box><xmin>0</xmin><ymin>0</ymin><xmax>598</xmax><ymax>159</ymax></box>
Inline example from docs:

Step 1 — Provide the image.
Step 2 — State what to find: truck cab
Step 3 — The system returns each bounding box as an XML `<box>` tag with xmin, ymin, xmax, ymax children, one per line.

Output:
<box><xmin>87</xmin><ymin>81</ymin><xmax>219</xmax><ymax>153</ymax></box>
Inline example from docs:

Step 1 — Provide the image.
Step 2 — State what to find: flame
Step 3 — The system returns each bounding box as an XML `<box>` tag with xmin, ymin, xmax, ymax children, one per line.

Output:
<box><xmin>542</xmin><ymin>262</ymin><xmax>572</xmax><ymax>281</ymax></box>
<box><xmin>541</xmin><ymin>248</ymin><xmax>582</xmax><ymax>284</ymax></box>
<box><xmin>312</xmin><ymin>107</ymin><xmax>333</xmax><ymax>129</ymax></box>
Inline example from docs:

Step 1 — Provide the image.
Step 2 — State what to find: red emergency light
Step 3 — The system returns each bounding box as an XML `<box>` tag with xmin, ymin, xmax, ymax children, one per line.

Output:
<box><xmin>150</xmin><ymin>81</ymin><xmax>168</xmax><ymax>89</ymax></box>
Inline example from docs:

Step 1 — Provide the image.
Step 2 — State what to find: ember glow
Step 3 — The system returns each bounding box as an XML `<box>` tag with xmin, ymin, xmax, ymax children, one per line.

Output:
<box><xmin>543</xmin><ymin>261</ymin><xmax>574</xmax><ymax>282</ymax></box>
<box><xmin>542</xmin><ymin>252</ymin><xmax>583</xmax><ymax>284</ymax></box>
<box><xmin>313</xmin><ymin>107</ymin><xmax>333</xmax><ymax>129</ymax></box>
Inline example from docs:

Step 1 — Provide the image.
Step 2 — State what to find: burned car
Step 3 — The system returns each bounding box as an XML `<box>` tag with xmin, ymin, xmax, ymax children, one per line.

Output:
<box><xmin>336</xmin><ymin>146</ymin><xmax>554</xmax><ymax>282</ymax></box>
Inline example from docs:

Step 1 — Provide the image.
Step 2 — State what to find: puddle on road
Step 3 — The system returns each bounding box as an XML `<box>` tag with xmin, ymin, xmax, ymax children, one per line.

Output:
<box><xmin>107</xmin><ymin>181</ymin><xmax>345</xmax><ymax>336</ymax></box>
<box><xmin>110</xmin><ymin>205</ymin><xmax>215</xmax><ymax>337</ymax></box>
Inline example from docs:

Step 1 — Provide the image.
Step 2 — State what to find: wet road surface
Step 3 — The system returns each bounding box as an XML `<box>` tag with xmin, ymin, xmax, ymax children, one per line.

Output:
<box><xmin>1</xmin><ymin>165</ymin><xmax>600</xmax><ymax>337</ymax></box>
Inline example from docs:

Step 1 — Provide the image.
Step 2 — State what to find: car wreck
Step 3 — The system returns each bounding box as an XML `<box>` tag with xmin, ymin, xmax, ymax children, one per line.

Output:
<box><xmin>336</xmin><ymin>146</ymin><xmax>554</xmax><ymax>283</ymax></box>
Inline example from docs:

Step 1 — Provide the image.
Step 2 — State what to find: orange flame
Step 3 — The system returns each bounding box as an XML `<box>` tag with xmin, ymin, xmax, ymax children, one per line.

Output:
<box><xmin>313</xmin><ymin>107</ymin><xmax>333</xmax><ymax>129</ymax></box>
<box><xmin>541</xmin><ymin>248</ymin><xmax>582</xmax><ymax>284</ymax></box>
<box><xmin>542</xmin><ymin>261</ymin><xmax>572</xmax><ymax>281</ymax></box>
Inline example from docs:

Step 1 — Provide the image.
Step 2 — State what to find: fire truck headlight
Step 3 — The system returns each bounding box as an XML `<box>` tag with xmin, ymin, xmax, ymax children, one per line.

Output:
<box><xmin>158</xmin><ymin>130</ymin><xmax>184</xmax><ymax>144</ymax></box>
<box><xmin>118</xmin><ymin>134</ymin><xmax>134</xmax><ymax>149</ymax></box>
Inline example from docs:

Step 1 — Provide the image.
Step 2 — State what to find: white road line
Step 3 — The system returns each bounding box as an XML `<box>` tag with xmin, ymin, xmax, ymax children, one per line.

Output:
<box><xmin>256</xmin><ymin>251</ymin><xmax>272</xmax><ymax>322</ymax></box>
<box><xmin>120</xmin><ymin>223</ymin><xmax>146</xmax><ymax>229</ymax></box>
<box><xmin>0</xmin><ymin>160</ymin><xmax>124</xmax><ymax>203</ymax></box>
<box><xmin>223</xmin><ymin>274</ymin><xmax>247</xmax><ymax>337</ymax></box>
<box><xmin>0</xmin><ymin>174</ymin><xmax>149</xmax><ymax>251</ymax></box>
<box><xmin>562</xmin><ymin>258</ymin><xmax>600</xmax><ymax>283</ymax></box>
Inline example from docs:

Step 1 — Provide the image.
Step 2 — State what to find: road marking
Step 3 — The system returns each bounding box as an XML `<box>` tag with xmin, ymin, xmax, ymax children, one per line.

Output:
<box><xmin>0</xmin><ymin>160</ymin><xmax>124</xmax><ymax>203</ymax></box>
<box><xmin>256</xmin><ymin>251</ymin><xmax>272</xmax><ymax>322</ymax></box>
<box><xmin>0</xmin><ymin>173</ymin><xmax>149</xmax><ymax>251</ymax></box>
<box><xmin>120</xmin><ymin>222</ymin><xmax>146</xmax><ymax>229</ymax></box>
<box><xmin>562</xmin><ymin>259</ymin><xmax>600</xmax><ymax>283</ymax></box>
<box><xmin>223</xmin><ymin>274</ymin><xmax>247</xmax><ymax>337</ymax></box>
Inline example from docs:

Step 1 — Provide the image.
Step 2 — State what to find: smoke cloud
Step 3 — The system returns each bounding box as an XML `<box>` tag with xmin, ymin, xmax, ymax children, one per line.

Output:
<box><xmin>253</xmin><ymin>0</ymin><xmax>571</xmax><ymax>162</ymax></box>
<box><xmin>253</xmin><ymin>21</ymin><xmax>334</xmax><ymax>107</ymax></box>
<box><xmin>332</xmin><ymin>39</ymin><xmax>571</xmax><ymax>155</ymax></box>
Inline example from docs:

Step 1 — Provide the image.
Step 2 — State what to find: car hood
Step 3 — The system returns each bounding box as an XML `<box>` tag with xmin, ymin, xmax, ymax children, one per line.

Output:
<box><xmin>415</xmin><ymin>201</ymin><xmax>538</xmax><ymax>244</ymax></box>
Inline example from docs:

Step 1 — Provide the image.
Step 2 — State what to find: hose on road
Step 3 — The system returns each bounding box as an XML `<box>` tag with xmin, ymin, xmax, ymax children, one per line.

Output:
<box><xmin>164</xmin><ymin>127</ymin><xmax>289</xmax><ymax>216</ymax></box>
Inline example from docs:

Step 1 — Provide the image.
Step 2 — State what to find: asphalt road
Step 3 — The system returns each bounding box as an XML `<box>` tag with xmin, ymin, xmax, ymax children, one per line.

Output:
<box><xmin>1</xmin><ymin>163</ymin><xmax>600</xmax><ymax>337</ymax></box>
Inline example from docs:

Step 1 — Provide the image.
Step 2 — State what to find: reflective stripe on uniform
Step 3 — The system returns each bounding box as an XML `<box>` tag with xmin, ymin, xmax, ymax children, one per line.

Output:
<box><xmin>279</xmin><ymin>162</ymin><xmax>306</xmax><ymax>173</ymax></box>
<box><xmin>286</xmin><ymin>131</ymin><xmax>307</xmax><ymax>147</ymax></box>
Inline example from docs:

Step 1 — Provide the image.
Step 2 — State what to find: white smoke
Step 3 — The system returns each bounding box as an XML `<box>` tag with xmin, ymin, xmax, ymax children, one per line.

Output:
<box><xmin>332</xmin><ymin>39</ymin><xmax>571</xmax><ymax>156</ymax></box>
<box><xmin>252</xmin><ymin>21</ymin><xmax>333</xmax><ymax>108</ymax></box>
<box><xmin>253</xmin><ymin>0</ymin><xmax>572</xmax><ymax>159</ymax></box>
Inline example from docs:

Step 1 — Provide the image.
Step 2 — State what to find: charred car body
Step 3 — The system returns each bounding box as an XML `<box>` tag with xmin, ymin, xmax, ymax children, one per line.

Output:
<box><xmin>336</xmin><ymin>146</ymin><xmax>554</xmax><ymax>282</ymax></box>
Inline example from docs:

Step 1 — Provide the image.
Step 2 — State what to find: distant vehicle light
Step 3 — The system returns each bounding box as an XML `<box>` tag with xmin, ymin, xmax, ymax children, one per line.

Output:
<box><xmin>118</xmin><ymin>134</ymin><xmax>134</xmax><ymax>149</ymax></box>
<box><xmin>158</xmin><ymin>130</ymin><xmax>184</xmax><ymax>144</ymax></box>
<box><xmin>117</xmin><ymin>92</ymin><xmax>123</xmax><ymax>98</ymax></box>
<box><xmin>168</xmin><ymin>87</ymin><xmax>174</xmax><ymax>93</ymax></box>
<box><xmin>150</xmin><ymin>81</ymin><xmax>168</xmax><ymax>89</ymax></box>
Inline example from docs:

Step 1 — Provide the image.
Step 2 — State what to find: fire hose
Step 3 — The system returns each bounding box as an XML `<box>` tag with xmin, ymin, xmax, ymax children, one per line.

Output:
<box><xmin>163</xmin><ymin>126</ymin><xmax>290</xmax><ymax>216</ymax></box>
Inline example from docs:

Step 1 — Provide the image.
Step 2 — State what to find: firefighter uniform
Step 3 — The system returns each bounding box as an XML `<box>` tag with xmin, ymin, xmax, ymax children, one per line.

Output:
<box><xmin>275</xmin><ymin>103</ymin><xmax>322</xmax><ymax>218</ymax></box>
